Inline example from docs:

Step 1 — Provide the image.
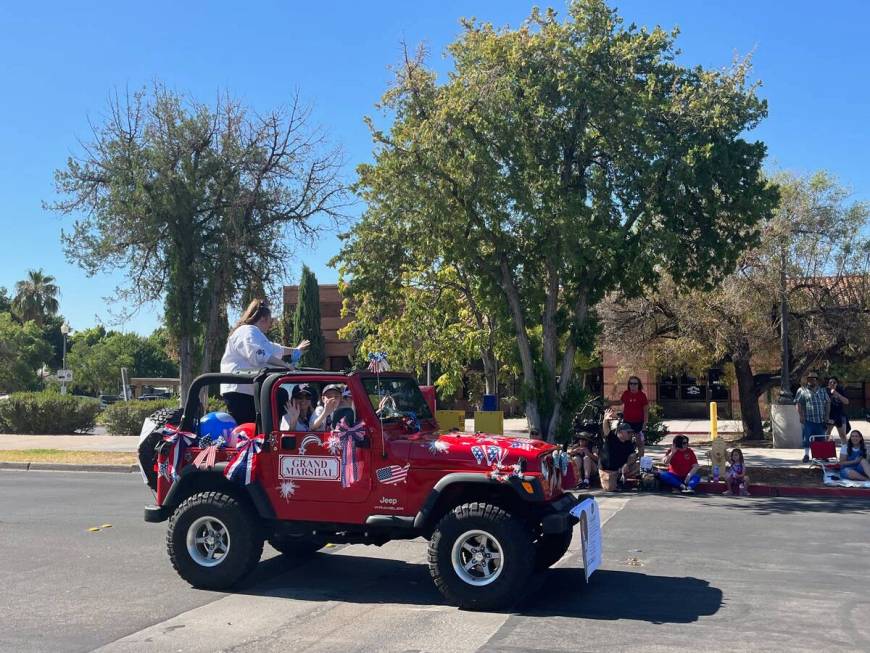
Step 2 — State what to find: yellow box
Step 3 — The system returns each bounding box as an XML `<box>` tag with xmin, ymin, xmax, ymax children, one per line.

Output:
<box><xmin>474</xmin><ymin>411</ymin><xmax>504</xmax><ymax>435</ymax></box>
<box><xmin>436</xmin><ymin>410</ymin><xmax>465</xmax><ymax>432</ymax></box>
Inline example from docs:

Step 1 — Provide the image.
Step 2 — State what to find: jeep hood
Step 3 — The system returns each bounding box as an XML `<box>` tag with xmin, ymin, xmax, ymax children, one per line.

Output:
<box><xmin>406</xmin><ymin>431</ymin><xmax>556</xmax><ymax>472</ymax></box>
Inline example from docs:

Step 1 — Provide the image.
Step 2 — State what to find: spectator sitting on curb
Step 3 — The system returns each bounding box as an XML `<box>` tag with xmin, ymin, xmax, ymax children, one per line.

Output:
<box><xmin>568</xmin><ymin>434</ymin><xmax>599</xmax><ymax>490</ymax></box>
<box><xmin>839</xmin><ymin>430</ymin><xmax>870</xmax><ymax>481</ymax></box>
<box><xmin>598</xmin><ymin>408</ymin><xmax>638</xmax><ymax>491</ymax></box>
<box><xmin>658</xmin><ymin>435</ymin><xmax>701</xmax><ymax>494</ymax></box>
<box><xmin>795</xmin><ymin>371</ymin><xmax>830</xmax><ymax>463</ymax></box>
<box><xmin>724</xmin><ymin>448</ymin><xmax>750</xmax><ymax>496</ymax></box>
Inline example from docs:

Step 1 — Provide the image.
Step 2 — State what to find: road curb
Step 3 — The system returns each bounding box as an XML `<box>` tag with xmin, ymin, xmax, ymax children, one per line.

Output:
<box><xmin>0</xmin><ymin>461</ymin><xmax>138</xmax><ymax>473</ymax></box>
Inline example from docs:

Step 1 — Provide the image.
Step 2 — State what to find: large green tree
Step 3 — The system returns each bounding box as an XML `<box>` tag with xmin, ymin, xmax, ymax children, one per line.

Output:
<box><xmin>338</xmin><ymin>0</ymin><xmax>778</xmax><ymax>440</ymax></box>
<box><xmin>0</xmin><ymin>313</ymin><xmax>53</xmax><ymax>392</ymax></box>
<box><xmin>49</xmin><ymin>85</ymin><xmax>345</xmax><ymax>399</ymax></box>
<box><xmin>293</xmin><ymin>265</ymin><xmax>326</xmax><ymax>367</ymax></box>
<box><xmin>12</xmin><ymin>269</ymin><xmax>59</xmax><ymax>326</ymax></box>
<box><xmin>602</xmin><ymin>171</ymin><xmax>870</xmax><ymax>439</ymax></box>
<box><xmin>67</xmin><ymin>329</ymin><xmax>178</xmax><ymax>395</ymax></box>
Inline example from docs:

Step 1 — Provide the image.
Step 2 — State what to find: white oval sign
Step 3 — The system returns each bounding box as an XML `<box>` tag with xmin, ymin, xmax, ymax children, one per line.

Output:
<box><xmin>280</xmin><ymin>455</ymin><xmax>340</xmax><ymax>481</ymax></box>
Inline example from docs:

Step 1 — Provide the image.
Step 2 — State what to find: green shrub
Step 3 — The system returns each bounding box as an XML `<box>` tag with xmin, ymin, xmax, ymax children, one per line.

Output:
<box><xmin>644</xmin><ymin>403</ymin><xmax>669</xmax><ymax>445</ymax></box>
<box><xmin>0</xmin><ymin>393</ymin><xmax>102</xmax><ymax>434</ymax></box>
<box><xmin>206</xmin><ymin>396</ymin><xmax>227</xmax><ymax>414</ymax></box>
<box><xmin>102</xmin><ymin>399</ymin><xmax>179</xmax><ymax>436</ymax></box>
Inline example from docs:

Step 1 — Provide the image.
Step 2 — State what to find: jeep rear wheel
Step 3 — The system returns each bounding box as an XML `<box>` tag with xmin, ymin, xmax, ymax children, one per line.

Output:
<box><xmin>268</xmin><ymin>534</ymin><xmax>327</xmax><ymax>557</ymax></box>
<box><xmin>167</xmin><ymin>491</ymin><xmax>264</xmax><ymax>590</ymax></box>
<box><xmin>428</xmin><ymin>502</ymin><xmax>533</xmax><ymax>611</ymax></box>
<box><xmin>534</xmin><ymin>530</ymin><xmax>573</xmax><ymax>570</ymax></box>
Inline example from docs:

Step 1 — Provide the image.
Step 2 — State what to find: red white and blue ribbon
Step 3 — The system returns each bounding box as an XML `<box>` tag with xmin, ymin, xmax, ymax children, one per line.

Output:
<box><xmin>224</xmin><ymin>432</ymin><xmax>264</xmax><ymax>485</ymax></box>
<box><xmin>161</xmin><ymin>427</ymin><xmax>197</xmax><ymax>482</ymax></box>
<box><xmin>333</xmin><ymin>418</ymin><xmax>368</xmax><ymax>488</ymax></box>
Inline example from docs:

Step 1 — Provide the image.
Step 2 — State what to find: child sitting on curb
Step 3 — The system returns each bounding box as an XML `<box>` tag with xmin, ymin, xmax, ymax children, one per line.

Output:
<box><xmin>724</xmin><ymin>448</ymin><xmax>750</xmax><ymax>496</ymax></box>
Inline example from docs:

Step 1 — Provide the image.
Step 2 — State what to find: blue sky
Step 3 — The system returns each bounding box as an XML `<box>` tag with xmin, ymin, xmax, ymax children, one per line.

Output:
<box><xmin>1</xmin><ymin>0</ymin><xmax>868</xmax><ymax>335</ymax></box>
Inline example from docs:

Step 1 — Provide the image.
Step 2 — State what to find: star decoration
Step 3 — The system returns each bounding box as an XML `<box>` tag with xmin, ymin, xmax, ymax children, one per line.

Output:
<box><xmin>326</xmin><ymin>435</ymin><xmax>342</xmax><ymax>455</ymax></box>
<box><xmin>277</xmin><ymin>480</ymin><xmax>298</xmax><ymax>501</ymax></box>
<box><xmin>427</xmin><ymin>439</ymin><xmax>450</xmax><ymax>454</ymax></box>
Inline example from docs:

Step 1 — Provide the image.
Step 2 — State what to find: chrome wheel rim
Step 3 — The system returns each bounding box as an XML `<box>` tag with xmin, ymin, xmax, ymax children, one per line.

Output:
<box><xmin>186</xmin><ymin>516</ymin><xmax>230</xmax><ymax>567</ymax></box>
<box><xmin>451</xmin><ymin>529</ymin><xmax>504</xmax><ymax>586</ymax></box>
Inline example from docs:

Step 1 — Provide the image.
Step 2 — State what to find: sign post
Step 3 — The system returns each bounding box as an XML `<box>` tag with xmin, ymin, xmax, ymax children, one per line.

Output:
<box><xmin>570</xmin><ymin>498</ymin><xmax>602</xmax><ymax>581</ymax></box>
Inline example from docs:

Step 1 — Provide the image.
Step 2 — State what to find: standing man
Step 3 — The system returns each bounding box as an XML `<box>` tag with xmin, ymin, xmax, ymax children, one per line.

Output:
<box><xmin>795</xmin><ymin>371</ymin><xmax>830</xmax><ymax>462</ymax></box>
<box><xmin>825</xmin><ymin>376</ymin><xmax>850</xmax><ymax>445</ymax></box>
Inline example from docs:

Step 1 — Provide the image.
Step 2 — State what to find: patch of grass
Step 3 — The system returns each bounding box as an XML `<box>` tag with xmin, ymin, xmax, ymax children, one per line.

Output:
<box><xmin>0</xmin><ymin>449</ymin><xmax>137</xmax><ymax>465</ymax></box>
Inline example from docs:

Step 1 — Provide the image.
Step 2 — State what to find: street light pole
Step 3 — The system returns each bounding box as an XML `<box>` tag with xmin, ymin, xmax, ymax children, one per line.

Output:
<box><xmin>60</xmin><ymin>321</ymin><xmax>70</xmax><ymax>396</ymax></box>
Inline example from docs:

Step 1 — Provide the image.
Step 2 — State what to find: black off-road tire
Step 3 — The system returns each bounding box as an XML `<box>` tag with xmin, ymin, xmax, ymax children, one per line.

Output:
<box><xmin>428</xmin><ymin>502</ymin><xmax>534</xmax><ymax>611</ymax></box>
<box><xmin>534</xmin><ymin>530</ymin><xmax>573</xmax><ymax>571</ymax></box>
<box><xmin>138</xmin><ymin>407</ymin><xmax>184</xmax><ymax>490</ymax></box>
<box><xmin>268</xmin><ymin>534</ymin><xmax>328</xmax><ymax>557</ymax></box>
<box><xmin>167</xmin><ymin>491</ymin><xmax>264</xmax><ymax>590</ymax></box>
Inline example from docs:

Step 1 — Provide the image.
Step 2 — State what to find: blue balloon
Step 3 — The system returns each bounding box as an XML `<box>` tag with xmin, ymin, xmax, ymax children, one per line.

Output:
<box><xmin>198</xmin><ymin>411</ymin><xmax>237</xmax><ymax>447</ymax></box>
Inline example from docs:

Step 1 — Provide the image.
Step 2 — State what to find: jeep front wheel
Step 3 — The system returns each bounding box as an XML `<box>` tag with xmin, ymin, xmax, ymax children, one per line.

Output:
<box><xmin>428</xmin><ymin>502</ymin><xmax>534</xmax><ymax>610</ymax></box>
<box><xmin>167</xmin><ymin>492</ymin><xmax>264</xmax><ymax>590</ymax></box>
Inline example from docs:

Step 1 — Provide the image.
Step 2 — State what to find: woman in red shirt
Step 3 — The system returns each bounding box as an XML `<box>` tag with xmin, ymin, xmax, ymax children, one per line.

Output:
<box><xmin>620</xmin><ymin>376</ymin><xmax>649</xmax><ymax>455</ymax></box>
<box><xmin>659</xmin><ymin>435</ymin><xmax>701</xmax><ymax>493</ymax></box>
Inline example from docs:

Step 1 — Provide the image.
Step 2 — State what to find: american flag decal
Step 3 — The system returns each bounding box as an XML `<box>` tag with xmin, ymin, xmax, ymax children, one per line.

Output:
<box><xmin>376</xmin><ymin>463</ymin><xmax>410</xmax><ymax>485</ymax></box>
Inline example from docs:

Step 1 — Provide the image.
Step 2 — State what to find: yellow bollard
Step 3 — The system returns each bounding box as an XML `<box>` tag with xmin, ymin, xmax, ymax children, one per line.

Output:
<box><xmin>710</xmin><ymin>401</ymin><xmax>718</xmax><ymax>440</ymax></box>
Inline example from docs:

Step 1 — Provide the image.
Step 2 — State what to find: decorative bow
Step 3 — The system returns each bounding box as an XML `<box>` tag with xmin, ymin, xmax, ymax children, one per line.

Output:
<box><xmin>161</xmin><ymin>427</ymin><xmax>197</xmax><ymax>482</ymax></box>
<box><xmin>401</xmin><ymin>411</ymin><xmax>421</xmax><ymax>434</ymax></box>
<box><xmin>224</xmin><ymin>432</ymin><xmax>264</xmax><ymax>485</ymax></box>
<box><xmin>333</xmin><ymin>418</ymin><xmax>368</xmax><ymax>488</ymax></box>
<box><xmin>367</xmin><ymin>351</ymin><xmax>390</xmax><ymax>373</ymax></box>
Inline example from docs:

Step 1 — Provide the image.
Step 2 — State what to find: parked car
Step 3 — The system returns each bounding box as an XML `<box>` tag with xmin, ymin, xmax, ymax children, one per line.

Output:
<box><xmin>99</xmin><ymin>394</ymin><xmax>120</xmax><ymax>408</ymax></box>
<box><xmin>138</xmin><ymin>394</ymin><xmax>167</xmax><ymax>401</ymax></box>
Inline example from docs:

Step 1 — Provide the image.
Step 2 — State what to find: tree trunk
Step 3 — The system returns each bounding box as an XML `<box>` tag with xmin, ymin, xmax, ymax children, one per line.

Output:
<box><xmin>481</xmin><ymin>349</ymin><xmax>498</xmax><ymax>396</ymax></box>
<box><xmin>179</xmin><ymin>333</ymin><xmax>194</xmax><ymax>405</ymax></box>
<box><xmin>498</xmin><ymin>260</ymin><xmax>542</xmax><ymax>436</ymax></box>
<box><xmin>733</xmin><ymin>356</ymin><xmax>764</xmax><ymax>440</ymax></box>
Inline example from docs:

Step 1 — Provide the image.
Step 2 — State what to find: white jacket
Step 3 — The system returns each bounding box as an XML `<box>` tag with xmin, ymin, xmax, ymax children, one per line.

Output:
<box><xmin>220</xmin><ymin>325</ymin><xmax>284</xmax><ymax>396</ymax></box>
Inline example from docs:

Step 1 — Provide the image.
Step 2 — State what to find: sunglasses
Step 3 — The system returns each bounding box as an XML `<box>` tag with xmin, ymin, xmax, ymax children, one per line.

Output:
<box><xmin>629</xmin><ymin>382</ymin><xmax>639</xmax><ymax>386</ymax></box>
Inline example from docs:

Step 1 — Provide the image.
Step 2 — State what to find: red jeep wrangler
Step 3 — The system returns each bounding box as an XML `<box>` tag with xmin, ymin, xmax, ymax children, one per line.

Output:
<box><xmin>138</xmin><ymin>369</ymin><xmax>579</xmax><ymax>610</ymax></box>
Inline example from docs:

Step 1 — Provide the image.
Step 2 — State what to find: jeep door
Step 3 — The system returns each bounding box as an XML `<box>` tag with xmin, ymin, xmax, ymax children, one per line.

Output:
<box><xmin>261</xmin><ymin>376</ymin><xmax>373</xmax><ymax>514</ymax></box>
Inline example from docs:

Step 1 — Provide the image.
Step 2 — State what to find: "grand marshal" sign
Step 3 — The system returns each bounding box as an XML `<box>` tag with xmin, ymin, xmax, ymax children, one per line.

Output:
<box><xmin>279</xmin><ymin>455</ymin><xmax>340</xmax><ymax>481</ymax></box>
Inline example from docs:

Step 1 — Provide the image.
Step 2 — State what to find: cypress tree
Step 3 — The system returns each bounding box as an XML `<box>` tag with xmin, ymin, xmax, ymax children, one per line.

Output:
<box><xmin>293</xmin><ymin>266</ymin><xmax>325</xmax><ymax>368</ymax></box>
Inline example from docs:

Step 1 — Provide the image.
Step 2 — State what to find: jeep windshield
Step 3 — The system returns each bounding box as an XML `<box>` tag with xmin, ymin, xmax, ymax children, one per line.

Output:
<box><xmin>361</xmin><ymin>376</ymin><xmax>433</xmax><ymax>422</ymax></box>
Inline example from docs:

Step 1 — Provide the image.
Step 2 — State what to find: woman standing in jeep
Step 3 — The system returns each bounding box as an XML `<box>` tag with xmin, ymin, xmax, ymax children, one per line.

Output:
<box><xmin>220</xmin><ymin>299</ymin><xmax>309</xmax><ymax>424</ymax></box>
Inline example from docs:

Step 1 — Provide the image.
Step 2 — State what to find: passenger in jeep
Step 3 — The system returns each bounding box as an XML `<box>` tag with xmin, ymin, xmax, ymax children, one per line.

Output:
<box><xmin>220</xmin><ymin>299</ymin><xmax>309</xmax><ymax>424</ymax></box>
<box><xmin>311</xmin><ymin>383</ymin><xmax>345</xmax><ymax>431</ymax></box>
<box><xmin>280</xmin><ymin>384</ymin><xmax>316</xmax><ymax>431</ymax></box>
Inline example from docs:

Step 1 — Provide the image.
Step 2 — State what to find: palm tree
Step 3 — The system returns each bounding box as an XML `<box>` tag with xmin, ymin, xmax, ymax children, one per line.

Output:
<box><xmin>12</xmin><ymin>269</ymin><xmax>60</xmax><ymax>326</ymax></box>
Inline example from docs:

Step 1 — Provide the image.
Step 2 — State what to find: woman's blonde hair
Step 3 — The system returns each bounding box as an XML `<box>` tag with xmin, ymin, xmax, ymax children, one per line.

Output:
<box><xmin>233</xmin><ymin>299</ymin><xmax>272</xmax><ymax>333</ymax></box>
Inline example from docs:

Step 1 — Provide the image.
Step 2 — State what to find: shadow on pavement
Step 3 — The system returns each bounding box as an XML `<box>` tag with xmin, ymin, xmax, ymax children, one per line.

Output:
<box><xmin>235</xmin><ymin>548</ymin><xmax>722</xmax><ymax>624</ymax></box>
<box><xmin>236</xmin><ymin>548</ymin><xmax>444</xmax><ymax>605</ymax></box>
<box><xmin>691</xmin><ymin>496</ymin><xmax>870</xmax><ymax>516</ymax></box>
<box><xmin>518</xmin><ymin>568</ymin><xmax>722</xmax><ymax>623</ymax></box>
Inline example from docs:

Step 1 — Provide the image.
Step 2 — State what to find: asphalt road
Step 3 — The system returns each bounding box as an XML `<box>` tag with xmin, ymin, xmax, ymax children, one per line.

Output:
<box><xmin>1</xmin><ymin>470</ymin><xmax>868</xmax><ymax>652</ymax></box>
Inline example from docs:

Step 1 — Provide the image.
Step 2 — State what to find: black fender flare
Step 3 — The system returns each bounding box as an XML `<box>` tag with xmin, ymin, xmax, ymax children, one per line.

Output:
<box><xmin>155</xmin><ymin>463</ymin><xmax>275</xmax><ymax>521</ymax></box>
<box><xmin>412</xmin><ymin>473</ymin><xmax>544</xmax><ymax>529</ymax></box>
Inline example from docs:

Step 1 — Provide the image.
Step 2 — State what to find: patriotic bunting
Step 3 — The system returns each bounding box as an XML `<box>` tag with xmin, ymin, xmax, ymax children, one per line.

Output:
<box><xmin>332</xmin><ymin>418</ymin><xmax>368</xmax><ymax>488</ymax></box>
<box><xmin>224</xmin><ymin>432</ymin><xmax>264</xmax><ymax>485</ymax></box>
<box><xmin>161</xmin><ymin>427</ymin><xmax>197</xmax><ymax>482</ymax></box>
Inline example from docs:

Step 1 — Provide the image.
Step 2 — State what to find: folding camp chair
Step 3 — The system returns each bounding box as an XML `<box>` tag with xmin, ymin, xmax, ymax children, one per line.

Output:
<box><xmin>809</xmin><ymin>435</ymin><xmax>841</xmax><ymax>482</ymax></box>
